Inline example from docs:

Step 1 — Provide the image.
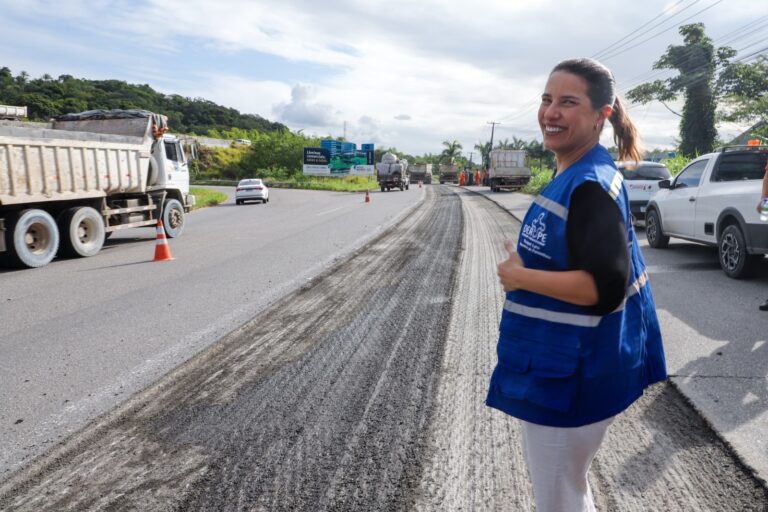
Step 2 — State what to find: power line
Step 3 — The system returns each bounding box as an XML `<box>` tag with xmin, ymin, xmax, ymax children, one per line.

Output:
<box><xmin>592</xmin><ymin>0</ymin><xmax>701</xmax><ymax>60</ymax></box>
<box><xmin>599</xmin><ymin>0</ymin><xmax>727</xmax><ymax>62</ymax></box>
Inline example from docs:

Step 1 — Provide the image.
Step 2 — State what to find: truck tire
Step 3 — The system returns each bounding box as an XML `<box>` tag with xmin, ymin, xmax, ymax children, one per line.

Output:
<box><xmin>162</xmin><ymin>198</ymin><xmax>185</xmax><ymax>238</ymax></box>
<box><xmin>58</xmin><ymin>206</ymin><xmax>105</xmax><ymax>258</ymax></box>
<box><xmin>1</xmin><ymin>209</ymin><xmax>60</xmax><ymax>268</ymax></box>
<box><xmin>381</xmin><ymin>184</ymin><xmax>385</xmax><ymax>192</ymax></box>
<box><xmin>718</xmin><ymin>224</ymin><xmax>759</xmax><ymax>278</ymax></box>
<box><xmin>645</xmin><ymin>209</ymin><xmax>669</xmax><ymax>249</ymax></box>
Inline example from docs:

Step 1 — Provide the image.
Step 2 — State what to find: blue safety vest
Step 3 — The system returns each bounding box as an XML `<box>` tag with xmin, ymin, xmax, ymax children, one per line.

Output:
<box><xmin>486</xmin><ymin>144</ymin><xmax>667</xmax><ymax>427</ymax></box>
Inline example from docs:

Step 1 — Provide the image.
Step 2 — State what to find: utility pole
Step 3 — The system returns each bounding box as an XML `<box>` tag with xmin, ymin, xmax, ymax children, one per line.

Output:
<box><xmin>487</xmin><ymin>121</ymin><xmax>500</xmax><ymax>170</ymax></box>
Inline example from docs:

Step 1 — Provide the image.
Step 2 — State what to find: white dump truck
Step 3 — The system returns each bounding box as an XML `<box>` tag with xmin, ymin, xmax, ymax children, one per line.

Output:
<box><xmin>489</xmin><ymin>149</ymin><xmax>531</xmax><ymax>191</ymax></box>
<box><xmin>438</xmin><ymin>164</ymin><xmax>459</xmax><ymax>184</ymax></box>
<box><xmin>408</xmin><ymin>163</ymin><xmax>433</xmax><ymax>185</ymax></box>
<box><xmin>0</xmin><ymin>109</ymin><xmax>195</xmax><ymax>268</ymax></box>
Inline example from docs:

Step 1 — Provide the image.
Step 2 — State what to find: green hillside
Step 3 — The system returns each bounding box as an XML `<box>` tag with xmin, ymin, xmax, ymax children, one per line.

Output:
<box><xmin>0</xmin><ymin>67</ymin><xmax>286</xmax><ymax>135</ymax></box>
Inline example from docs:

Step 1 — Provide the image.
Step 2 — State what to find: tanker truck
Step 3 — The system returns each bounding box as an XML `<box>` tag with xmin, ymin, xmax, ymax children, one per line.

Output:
<box><xmin>489</xmin><ymin>149</ymin><xmax>531</xmax><ymax>192</ymax></box>
<box><xmin>0</xmin><ymin>109</ymin><xmax>196</xmax><ymax>268</ymax></box>
<box><xmin>376</xmin><ymin>152</ymin><xmax>410</xmax><ymax>191</ymax></box>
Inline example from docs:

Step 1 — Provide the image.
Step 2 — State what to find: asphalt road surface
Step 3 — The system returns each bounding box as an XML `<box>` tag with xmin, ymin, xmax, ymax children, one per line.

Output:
<box><xmin>1</xmin><ymin>186</ymin><xmax>767</xmax><ymax>510</ymax></box>
<box><xmin>0</xmin><ymin>186</ymin><xmax>421</xmax><ymax>478</ymax></box>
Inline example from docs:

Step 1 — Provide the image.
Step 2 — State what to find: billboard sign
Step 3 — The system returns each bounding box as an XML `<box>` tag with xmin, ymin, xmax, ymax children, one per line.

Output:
<box><xmin>303</xmin><ymin>142</ymin><xmax>375</xmax><ymax>176</ymax></box>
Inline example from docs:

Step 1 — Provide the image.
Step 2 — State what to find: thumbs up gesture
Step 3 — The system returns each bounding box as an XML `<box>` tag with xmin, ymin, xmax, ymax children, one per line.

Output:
<box><xmin>497</xmin><ymin>240</ymin><xmax>525</xmax><ymax>292</ymax></box>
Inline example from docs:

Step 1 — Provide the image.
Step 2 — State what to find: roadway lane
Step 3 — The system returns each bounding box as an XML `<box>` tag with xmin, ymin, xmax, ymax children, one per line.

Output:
<box><xmin>0</xmin><ymin>185</ymin><xmax>462</xmax><ymax>510</ymax></box>
<box><xmin>2</xmin><ymin>185</ymin><xmax>766</xmax><ymax>511</ymax></box>
<box><xmin>0</xmin><ymin>186</ymin><xmax>423</xmax><ymax>477</ymax></box>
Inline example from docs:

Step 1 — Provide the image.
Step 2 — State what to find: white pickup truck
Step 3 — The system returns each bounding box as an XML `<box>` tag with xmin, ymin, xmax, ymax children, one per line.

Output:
<box><xmin>645</xmin><ymin>145</ymin><xmax>768</xmax><ymax>278</ymax></box>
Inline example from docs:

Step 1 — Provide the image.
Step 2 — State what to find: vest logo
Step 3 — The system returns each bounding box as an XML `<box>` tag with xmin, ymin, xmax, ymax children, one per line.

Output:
<box><xmin>520</xmin><ymin>212</ymin><xmax>552</xmax><ymax>260</ymax></box>
<box><xmin>523</xmin><ymin>212</ymin><xmax>548</xmax><ymax>244</ymax></box>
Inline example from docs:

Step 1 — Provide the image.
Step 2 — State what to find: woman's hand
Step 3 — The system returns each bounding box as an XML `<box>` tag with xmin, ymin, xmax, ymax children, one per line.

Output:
<box><xmin>497</xmin><ymin>240</ymin><xmax>526</xmax><ymax>292</ymax></box>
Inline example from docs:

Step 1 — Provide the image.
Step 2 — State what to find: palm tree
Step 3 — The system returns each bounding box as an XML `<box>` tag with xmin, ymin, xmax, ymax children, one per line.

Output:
<box><xmin>440</xmin><ymin>139</ymin><xmax>463</xmax><ymax>164</ymax></box>
<box><xmin>474</xmin><ymin>141</ymin><xmax>492</xmax><ymax>169</ymax></box>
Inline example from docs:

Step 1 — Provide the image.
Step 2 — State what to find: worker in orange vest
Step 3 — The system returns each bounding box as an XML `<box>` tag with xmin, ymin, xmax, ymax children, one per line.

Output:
<box><xmin>475</xmin><ymin>169</ymin><xmax>481</xmax><ymax>187</ymax></box>
<box><xmin>459</xmin><ymin>171</ymin><xmax>466</xmax><ymax>186</ymax></box>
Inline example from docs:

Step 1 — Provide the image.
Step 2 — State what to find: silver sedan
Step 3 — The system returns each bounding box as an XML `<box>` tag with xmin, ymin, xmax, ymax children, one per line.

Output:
<box><xmin>235</xmin><ymin>179</ymin><xmax>270</xmax><ymax>205</ymax></box>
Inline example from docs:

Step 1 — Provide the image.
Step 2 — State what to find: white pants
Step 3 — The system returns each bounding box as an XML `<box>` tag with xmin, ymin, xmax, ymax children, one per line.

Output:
<box><xmin>520</xmin><ymin>417</ymin><xmax>614</xmax><ymax>512</ymax></box>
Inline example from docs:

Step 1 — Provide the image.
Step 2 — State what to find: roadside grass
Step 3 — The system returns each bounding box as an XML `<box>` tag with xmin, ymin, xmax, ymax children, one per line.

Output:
<box><xmin>190</xmin><ymin>187</ymin><xmax>228</xmax><ymax>209</ymax></box>
<box><xmin>193</xmin><ymin>175</ymin><xmax>378</xmax><ymax>192</ymax></box>
<box><xmin>522</xmin><ymin>166</ymin><xmax>554</xmax><ymax>195</ymax></box>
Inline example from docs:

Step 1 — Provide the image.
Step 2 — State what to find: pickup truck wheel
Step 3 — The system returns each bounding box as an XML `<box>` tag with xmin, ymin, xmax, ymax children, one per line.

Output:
<box><xmin>380</xmin><ymin>185</ymin><xmax>385</xmax><ymax>192</ymax></box>
<box><xmin>645</xmin><ymin>209</ymin><xmax>669</xmax><ymax>249</ymax></box>
<box><xmin>162</xmin><ymin>198</ymin><xmax>185</xmax><ymax>238</ymax></box>
<box><xmin>1</xmin><ymin>209</ymin><xmax>60</xmax><ymax>268</ymax></box>
<box><xmin>58</xmin><ymin>206</ymin><xmax>105</xmax><ymax>258</ymax></box>
<box><xmin>719</xmin><ymin>224</ymin><xmax>758</xmax><ymax>278</ymax></box>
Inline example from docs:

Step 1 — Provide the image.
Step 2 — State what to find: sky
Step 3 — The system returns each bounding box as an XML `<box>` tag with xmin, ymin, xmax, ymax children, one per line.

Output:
<box><xmin>1</xmin><ymin>0</ymin><xmax>766</xmax><ymax>157</ymax></box>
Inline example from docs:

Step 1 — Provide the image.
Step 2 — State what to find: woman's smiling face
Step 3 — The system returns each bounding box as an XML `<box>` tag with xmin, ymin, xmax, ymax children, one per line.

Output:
<box><xmin>538</xmin><ymin>71</ymin><xmax>609</xmax><ymax>160</ymax></box>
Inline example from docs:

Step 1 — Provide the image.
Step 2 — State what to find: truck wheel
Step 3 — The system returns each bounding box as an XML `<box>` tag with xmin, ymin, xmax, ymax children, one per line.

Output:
<box><xmin>645</xmin><ymin>209</ymin><xmax>669</xmax><ymax>249</ymax></box>
<box><xmin>1</xmin><ymin>209</ymin><xmax>60</xmax><ymax>268</ymax></box>
<box><xmin>58</xmin><ymin>206</ymin><xmax>105</xmax><ymax>258</ymax></box>
<box><xmin>380</xmin><ymin>185</ymin><xmax>385</xmax><ymax>192</ymax></box>
<box><xmin>163</xmin><ymin>198</ymin><xmax>185</xmax><ymax>238</ymax></box>
<box><xmin>719</xmin><ymin>224</ymin><xmax>759</xmax><ymax>278</ymax></box>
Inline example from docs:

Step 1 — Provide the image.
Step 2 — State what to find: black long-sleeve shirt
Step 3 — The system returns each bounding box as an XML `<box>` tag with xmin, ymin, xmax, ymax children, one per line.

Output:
<box><xmin>566</xmin><ymin>181</ymin><xmax>630</xmax><ymax>315</ymax></box>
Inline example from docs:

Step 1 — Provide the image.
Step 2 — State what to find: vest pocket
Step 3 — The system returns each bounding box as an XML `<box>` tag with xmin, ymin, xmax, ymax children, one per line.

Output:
<box><xmin>496</xmin><ymin>342</ymin><xmax>579</xmax><ymax>412</ymax></box>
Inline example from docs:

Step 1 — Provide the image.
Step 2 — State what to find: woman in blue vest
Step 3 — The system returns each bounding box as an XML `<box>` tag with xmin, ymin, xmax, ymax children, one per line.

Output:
<box><xmin>486</xmin><ymin>58</ymin><xmax>667</xmax><ymax>511</ymax></box>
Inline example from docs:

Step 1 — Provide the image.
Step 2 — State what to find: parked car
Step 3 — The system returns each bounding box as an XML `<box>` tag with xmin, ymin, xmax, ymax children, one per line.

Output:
<box><xmin>616</xmin><ymin>161</ymin><xmax>671</xmax><ymax>222</ymax></box>
<box><xmin>645</xmin><ymin>145</ymin><xmax>768</xmax><ymax>278</ymax></box>
<box><xmin>235</xmin><ymin>179</ymin><xmax>269</xmax><ymax>205</ymax></box>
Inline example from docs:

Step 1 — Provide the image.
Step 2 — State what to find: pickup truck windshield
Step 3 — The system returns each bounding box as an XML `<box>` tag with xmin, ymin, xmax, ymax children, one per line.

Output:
<box><xmin>712</xmin><ymin>152</ymin><xmax>768</xmax><ymax>182</ymax></box>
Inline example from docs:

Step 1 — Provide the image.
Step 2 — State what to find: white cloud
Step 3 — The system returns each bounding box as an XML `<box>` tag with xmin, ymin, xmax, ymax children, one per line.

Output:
<box><xmin>273</xmin><ymin>84</ymin><xmax>340</xmax><ymax>127</ymax></box>
<box><xmin>1</xmin><ymin>0</ymin><xmax>766</xmax><ymax>155</ymax></box>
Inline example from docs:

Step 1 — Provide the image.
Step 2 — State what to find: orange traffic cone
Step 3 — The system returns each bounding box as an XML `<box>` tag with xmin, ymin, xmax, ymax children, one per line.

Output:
<box><xmin>153</xmin><ymin>220</ymin><xmax>174</xmax><ymax>261</ymax></box>
<box><xmin>365</xmin><ymin>190</ymin><xmax>371</xmax><ymax>203</ymax></box>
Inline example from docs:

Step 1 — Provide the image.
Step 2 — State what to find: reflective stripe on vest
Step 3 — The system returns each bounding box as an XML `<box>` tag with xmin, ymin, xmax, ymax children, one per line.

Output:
<box><xmin>504</xmin><ymin>269</ymin><xmax>650</xmax><ymax>324</ymax></box>
<box><xmin>533</xmin><ymin>195</ymin><xmax>569</xmax><ymax>220</ymax></box>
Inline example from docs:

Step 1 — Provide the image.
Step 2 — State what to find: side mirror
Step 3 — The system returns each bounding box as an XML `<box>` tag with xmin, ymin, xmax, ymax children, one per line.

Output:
<box><xmin>658</xmin><ymin>179</ymin><xmax>671</xmax><ymax>189</ymax></box>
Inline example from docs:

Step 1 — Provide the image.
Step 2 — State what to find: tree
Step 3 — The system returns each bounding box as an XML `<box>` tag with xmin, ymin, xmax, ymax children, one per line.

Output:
<box><xmin>525</xmin><ymin>139</ymin><xmax>555</xmax><ymax>171</ymax></box>
<box><xmin>627</xmin><ymin>23</ymin><xmax>735</xmax><ymax>157</ymax></box>
<box><xmin>717</xmin><ymin>55</ymin><xmax>768</xmax><ymax>126</ymax></box>
<box><xmin>440</xmin><ymin>139</ymin><xmax>462</xmax><ymax>164</ymax></box>
<box><xmin>474</xmin><ymin>141</ymin><xmax>491</xmax><ymax>169</ymax></box>
<box><xmin>499</xmin><ymin>136</ymin><xmax>528</xmax><ymax>150</ymax></box>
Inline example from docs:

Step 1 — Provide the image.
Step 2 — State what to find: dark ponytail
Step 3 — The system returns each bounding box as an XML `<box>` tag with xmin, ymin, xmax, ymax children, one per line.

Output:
<box><xmin>552</xmin><ymin>58</ymin><xmax>644</xmax><ymax>162</ymax></box>
<box><xmin>610</xmin><ymin>96</ymin><xmax>643</xmax><ymax>163</ymax></box>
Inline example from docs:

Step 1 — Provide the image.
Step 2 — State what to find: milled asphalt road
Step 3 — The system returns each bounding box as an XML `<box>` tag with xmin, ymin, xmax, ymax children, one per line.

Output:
<box><xmin>1</xmin><ymin>185</ymin><xmax>767</xmax><ymax>510</ymax></box>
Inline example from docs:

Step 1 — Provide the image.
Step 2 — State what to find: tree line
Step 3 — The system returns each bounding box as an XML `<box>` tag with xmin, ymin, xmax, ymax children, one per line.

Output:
<box><xmin>0</xmin><ymin>66</ymin><xmax>286</xmax><ymax>134</ymax></box>
<box><xmin>3</xmin><ymin>23</ymin><xmax>764</xmax><ymax>184</ymax></box>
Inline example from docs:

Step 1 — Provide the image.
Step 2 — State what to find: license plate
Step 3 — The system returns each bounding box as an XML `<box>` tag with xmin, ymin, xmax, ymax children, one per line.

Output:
<box><xmin>640</xmin><ymin>205</ymin><xmax>646</xmax><ymax>213</ymax></box>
